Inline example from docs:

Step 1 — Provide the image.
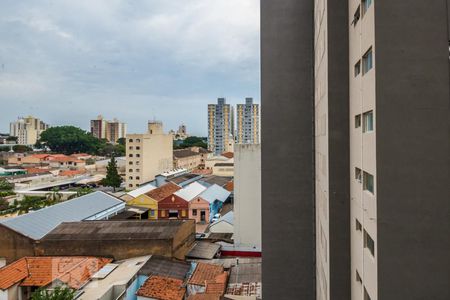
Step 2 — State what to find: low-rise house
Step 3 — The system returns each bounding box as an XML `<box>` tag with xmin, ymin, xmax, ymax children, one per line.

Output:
<box><xmin>208</xmin><ymin>211</ymin><xmax>234</xmax><ymax>235</ymax></box>
<box><xmin>0</xmin><ymin>191</ymin><xmax>125</xmax><ymax>263</ymax></box>
<box><xmin>187</xmin><ymin>262</ymin><xmax>228</xmax><ymax>296</ymax></box>
<box><xmin>0</xmin><ymin>256</ymin><xmax>111</xmax><ymax>300</ymax></box>
<box><xmin>70</xmin><ymin>153</ymin><xmax>93</xmax><ymax>160</ymax></box>
<box><xmin>136</xmin><ymin>276</ymin><xmax>186</xmax><ymax>300</ymax></box>
<box><xmin>173</xmin><ymin>148</ymin><xmax>203</xmax><ymax>171</ymax></box>
<box><xmin>77</xmin><ymin>255</ymin><xmax>152</xmax><ymax>300</ymax></box>
<box><xmin>158</xmin><ymin>194</ymin><xmax>189</xmax><ymax>219</ymax></box>
<box><xmin>174</xmin><ymin>182</ymin><xmax>207</xmax><ymax>202</ymax></box>
<box><xmin>126</xmin><ymin>182</ymin><xmax>181</xmax><ymax>220</ymax></box>
<box><xmin>205</xmin><ymin>155</ymin><xmax>233</xmax><ymax>171</ymax></box>
<box><xmin>48</xmin><ymin>155</ymin><xmax>86</xmax><ymax>170</ymax></box>
<box><xmin>212</xmin><ymin>162</ymin><xmax>234</xmax><ymax>177</ymax></box>
<box><xmin>7</xmin><ymin>154</ymin><xmax>49</xmax><ymax>166</ymax></box>
<box><xmin>36</xmin><ymin>219</ymin><xmax>196</xmax><ymax>260</ymax></box>
<box><xmin>196</xmin><ymin>184</ymin><xmax>231</xmax><ymax>222</ymax></box>
<box><xmin>122</xmin><ymin>183</ymin><xmax>156</xmax><ymax>201</ymax></box>
<box><xmin>189</xmin><ymin>197</ymin><xmax>210</xmax><ymax>223</ymax></box>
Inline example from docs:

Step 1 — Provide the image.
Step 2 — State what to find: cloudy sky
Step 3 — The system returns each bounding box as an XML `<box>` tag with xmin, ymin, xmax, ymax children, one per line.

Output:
<box><xmin>0</xmin><ymin>0</ymin><xmax>260</xmax><ymax>136</ymax></box>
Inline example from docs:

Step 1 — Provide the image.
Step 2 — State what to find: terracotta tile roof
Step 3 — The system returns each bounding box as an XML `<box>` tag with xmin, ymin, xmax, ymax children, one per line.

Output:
<box><xmin>187</xmin><ymin>294</ymin><xmax>221</xmax><ymax>300</ymax></box>
<box><xmin>205</xmin><ymin>272</ymin><xmax>228</xmax><ymax>295</ymax></box>
<box><xmin>24</xmin><ymin>167</ymin><xmax>50</xmax><ymax>174</ymax></box>
<box><xmin>136</xmin><ymin>276</ymin><xmax>185</xmax><ymax>300</ymax></box>
<box><xmin>50</xmin><ymin>156</ymin><xmax>84</xmax><ymax>163</ymax></box>
<box><xmin>221</xmin><ymin>152</ymin><xmax>234</xmax><ymax>159</ymax></box>
<box><xmin>146</xmin><ymin>182</ymin><xmax>181</xmax><ymax>202</ymax></box>
<box><xmin>0</xmin><ymin>258</ymin><xmax>28</xmax><ymax>290</ymax></box>
<box><xmin>188</xmin><ymin>263</ymin><xmax>224</xmax><ymax>286</ymax></box>
<box><xmin>59</xmin><ymin>169</ymin><xmax>86</xmax><ymax>177</ymax></box>
<box><xmin>70</xmin><ymin>153</ymin><xmax>90</xmax><ymax>157</ymax></box>
<box><xmin>224</xmin><ymin>181</ymin><xmax>233</xmax><ymax>192</ymax></box>
<box><xmin>30</xmin><ymin>154</ymin><xmax>50</xmax><ymax>160</ymax></box>
<box><xmin>0</xmin><ymin>257</ymin><xmax>111</xmax><ymax>290</ymax></box>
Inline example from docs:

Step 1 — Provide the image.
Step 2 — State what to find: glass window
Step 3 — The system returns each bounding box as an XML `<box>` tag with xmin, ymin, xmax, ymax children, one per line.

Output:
<box><xmin>363</xmin><ymin>111</ymin><xmax>374</xmax><ymax>132</ymax></box>
<box><xmin>150</xmin><ymin>210</ymin><xmax>155</xmax><ymax>216</ymax></box>
<box><xmin>356</xmin><ymin>219</ymin><xmax>362</xmax><ymax>231</ymax></box>
<box><xmin>352</xmin><ymin>5</ymin><xmax>361</xmax><ymax>26</ymax></box>
<box><xmin>354</xmin><ymin>60</ymin><xmax>361</xmax><ymax>76</ymax></box>
<box><xmin>362</xmin><ymin>48</ymin><xmax>373</xmax><ymax>74</ymax></box>
<box><xmin>362</xmin><ymin>0</ymin><xmax>372</xmax><ymax>16</ymax></box>
<box><xmin>193</xmin><ymin>209</ymin><xmax>197</xmax><ymax>216</ymax></box>
<box><xmin>355</xmin><ymin>167</ymin><xmax>362</xmax><ymax>182</ymax></box>
<box><xmin>363</xmin><ymin>171</ymin><xmax>374</xmax><ymax>194</ymax></box>
<box><xmin>128</xmin><ymin>139</ymin><xmax>133</xmax><ymax>143</ymax></box>
<box><xmin>355</xmin><ymin>114</ymin><xmax>361</xmax><ymax>128</ymax></box>
<box><xmin>364</xmin><ymin>230</ymin><xmax>375</xmax><ymax>256</ymax></box>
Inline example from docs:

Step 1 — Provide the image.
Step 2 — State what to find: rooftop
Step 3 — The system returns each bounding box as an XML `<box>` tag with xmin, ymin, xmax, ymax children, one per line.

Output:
<box><xmin>175</xmin><ymin>182</ymin><xmax>207</xmax><ymax>201</ymax></box>
<box><xmin>136</xmin><ymin>276</ymin><xmax>185</xmax><ymax>300</ymax></box>
<box><xmin>186</xmin><ymin>242</ymin><xmax>222</xmax><ymax>260</ymax></box>
<box><xmin>199</xmin><ymin>184</ymin><xmax>231</xmax><ymax>204</ymax></box>
<box><xmin>146</xmin><ymin>182</ymin><xmax>181</xmax><ymax>202</ymax></box>
<box><xmin>138</xmin><ymin>255</ymin><xmax>191</xmax><ymax>280</ymax></box>
<box><xmin>214</xmin><ymin>163</ymin><xmax>234</xmax><ymax>167</ymax></box>
<box><xmin>169</xmin><ymin>173</ymin><xmax>203</xmax><ymax>185</ymax></box>
<box><xmin>41</xmin><ymin>219</ymin><xmax>193</xmax><ymax>241</ymax></box>
<box><xmin>199</xmin><ymin>176</ymin><xmax>233</xmax><ymax>188</ymax></box>
<box><xmin>188</xmin><ymin>262</ymin><xmax>224</xmax><ymax>286</ymax></box>
<box><xmin>127</xmin><ymin>183</ymin><xmax>156</xmax><ymax>198</ymax></box>
<box><xmin>173</xmin><ymin>149</ymin><xmax>201</xmax><ymax>159</ymax></box>
<box><xmin>0</xmin><ymin>191</ymin><xmax>124</xmax><ymax>240</ymax></box>
<box><xmin>0</xmin><ymin>256</ymin><xmax>111</xmax><ymax>290</ymax></box>
<box><xmin>221</xmin><ymin>152</ymin><xmax>234</xmax><ymax>159</ymax></box>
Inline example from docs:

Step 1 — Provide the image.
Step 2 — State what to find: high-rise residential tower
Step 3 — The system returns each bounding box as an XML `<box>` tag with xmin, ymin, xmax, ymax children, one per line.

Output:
<box><xmin>125</xmin><ymin>121</ymin><xmax>173</xmax><ymax>189</ymax></box>
<box><xmin>261</xmin><ymin>1</ymin><xmax>450</xmax><ymax>300</ymax></box>
<box><xmin>90</xmin><ymin>115</ymin><xmax>127</xmax><ymax>143</ymax></box>
<box><xmin>207</xmin><ymin>98</ymin><xmax>234</xmax><ymax>155</ymax></box>
<box><xmin>236</xmin><ymin>98</ymin><xmax>260</xmax><ymax>144</ymax></box>
<box><xmin>9</xmin><ymin>116</ymin><xmax>49</xmax><ymax>145</ymax></box>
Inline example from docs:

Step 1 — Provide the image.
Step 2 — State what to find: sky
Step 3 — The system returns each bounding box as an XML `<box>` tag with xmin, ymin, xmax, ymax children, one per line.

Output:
<box><xmin>0</xmin><ymin>0</ymin><xmax>260</xmax><ymax>136</ymax></box>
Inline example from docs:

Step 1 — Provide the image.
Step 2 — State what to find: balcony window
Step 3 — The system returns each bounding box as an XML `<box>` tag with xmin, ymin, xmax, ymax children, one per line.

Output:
<box><xmin>355</xmin><ymin>114</ymin><xmax>361</xmax><ymax>128</ymax></box>
<box><xmin>362</xmin><ymin>48</ymin><xmax>373</xmax><ymax>74</ymax></box>
<box><xmin>354</xmin><ymin>60</ymin><xmax>361</xmax><ymax>76</ymax></box>
<box><xmin>355</xmin><ymin>167</ymin><xmax>362</xmax><ymax>182</ymax></box>
<box><xmin>362</xmin><ymin>0</ymin><xmax>372</xmax><ymax>16</ymax></box>
<box><xmin>364</xmin><ymin>230</ymin><xmax>375</xmax><ymax>256</ymax></box>
<box><xmin>356</xmin><ymin>219</ymin><xmax>362</xmax><ymax>232</ymax></box>
<box><xmin>352</xmin><ymin>5</ymin><xmax>361</xmax><ymax>26</ymax></box>
<box><xmin>363</xmin><ymin>171</ymin><xmax>374</xmax><ymax>194</ymax></box>
<box><xmin>363</xmin><ymin>111</ymin><xmax>374</xmax><ymax>132</ymax></box>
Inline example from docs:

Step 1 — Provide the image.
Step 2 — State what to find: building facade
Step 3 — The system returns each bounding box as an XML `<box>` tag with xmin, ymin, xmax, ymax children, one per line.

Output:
<box><xmin>90</xmin><ymin>115</ymin><xmax>127</xmax><ymax>143</ymax></box>
<box><xmin>125</xmin><ymin>121</ymin><xmax>173</xmax><ymax>189</ymax></box>
<box><xmin>9</xmin><ymin>116</ymin><xmax>49</xmax><ymax>145</ymax></box>
<box><xmin>236</xmin><ymin>98</ymin><xmax>260</xmax><ymax>144</ymax></box>
<box><xmin>208</xmin><ymin>98</ymin><xmax>234</xmax><ymax>155</ymax></box>
<box><xmin>261</xmin><ymin>1</ymin><xmax>450</xmax><ymax>300</ymax></box>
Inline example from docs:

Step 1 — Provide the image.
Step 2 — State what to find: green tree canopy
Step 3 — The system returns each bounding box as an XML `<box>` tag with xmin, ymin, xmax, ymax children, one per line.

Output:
<box><xmin>38</xmin><ymin>126</ymin><xmax>103</xmax><ymax>155</ymax></box>
<box><xmin>16</xmin><ymin>196</ymin><xmax>47</xmax><ymax>215</ymax></box>
<box><xmin>101</xmin><ymin>156</ymin><xmax>123</xmax><ymax>191</ymax></box>
<box><xmin>0</xmin><ymin>179</ymin><xmax>14</xmax><ymax>191</ymax></box>
<box><xmin>174</xmin><ymin>136</ymin><xmax>208</xmax><ymax>149</ymax></box>
<box><xmin>13</xmin><ymin>145</ymin><xmax>33</xmax><ymax>153</ymax></box>
<box><xmin>31</xmin><ymin>287</ymin><xmax>75</xmax><ymax>300</ymax></box>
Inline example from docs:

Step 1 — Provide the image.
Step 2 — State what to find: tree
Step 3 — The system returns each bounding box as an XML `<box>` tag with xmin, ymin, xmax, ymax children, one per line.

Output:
<box><xmin>117</xmin><ymin>137</ymin><xmax>126</xmax><ymax>146</ymax></box>
<box><xmin>45</xmin><ymin>188</ymin><xmax>63</xmax><ymax>205</ymax></box>
<box><xmin>16</xmin><ymin>196</ymin><xmax>46</xmax><ymax>215</ymax></box>
<box><xmin>31</xmin><ymin>287</ymin><xmax>75</xmax><ymax>300</ymax></box>
<box><xmin>38</xmin><ymin>126</ymin><xmax>103</xmax><ymax>155</ymax></box>
<box><xmin>175</xmin><ymin>136</ymin><xmax>208</xmax><ymax>149</ymax></box>
<box><xmin>0</xmin><ymin>198</ymin><xmax>9</xmax><ymax>211</ymax></box>
<box><xmin>6</xmin><ymin>136</ymin><xmax>18</xmax><ymax>142</ymax></box>
<box><xmin>68</xmin><ymin>187</ymin><xmax>93</xmax><ymax>199</ymax></box>
<box><xmin>101</xmin><ymin>156</ymin><xmax>122</xmax><ymax>191</ymax></box>
<box><xmin>0</xmin><ymin>179</ymin><xmax>14</xmax><ymax>191</ymax></box>
<box><xmin>12</xmin><ymin>145</ymin><xmax>33</xmax><ymax>153</ymax></box>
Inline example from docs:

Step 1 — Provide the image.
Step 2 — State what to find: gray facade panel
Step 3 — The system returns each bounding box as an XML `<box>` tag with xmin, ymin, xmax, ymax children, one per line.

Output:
<box><xmin>375</xmin><ymin>1</ymin><xmax>450</xmax><ymax>299</ymax></box>
<box><xmin>326</xmin><ymin>0</ymin><xmax>351</xmax><ymax>299</ymax></box>
<box><xmin>261</xmin><ymin>1</ymin><xmax>315</xmax><ymax>299</ymax></box>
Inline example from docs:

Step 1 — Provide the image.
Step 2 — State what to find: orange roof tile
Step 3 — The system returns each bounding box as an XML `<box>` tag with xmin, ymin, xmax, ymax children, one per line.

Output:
<box><xmin>24</xmin><ymin>167</ymin><xmax>50</xmax><ymax>174</ymax></box>
<box><xmin>0</xmin><ymin>258</ymin><xmax>28</xmax><ymax>290</ymax></box>
<box><xmin>205</xmin><ymin>272</ymin><xmax>228</xmax><ymax>295</ymax></box>
<box><xmin>59</xmin><ymin>169</ymin><xmax>86</xmax><ymax>177</ymax></box>
<box><xmin>187</xmin><ymin>294</ymin><xmax>221</xmax><ymax>300</ymax></box>
<box><xmin>224</xmin><ymin>181</ymin><xmax>234</xmax><ymax>192</ymax></box>
<box><xmin>188</xmin><ymin>263</ymin><xmax>224</xmax><ymax>286</ymax></box>
<box><xmin>221</xmin><ymin>152</ymin><xmax>234</xmax><ymax>159</ymax></box>
<box><xmin>0</xmin><ymin>257</ymin><xmax>111</xmax><ymax>290</ymax></box>
<box><xmin>146</xmin><ymin>182</ymin><xmax>181</xmax><ymax>202</ymax></box>
<box><xmin>136</xmin><ymin>276</ymin><xmax>185</xmax><ymax>300</ymax></box>
<box><xmin>30</xmin><ymin>154</ymin><xmax>50</xmax><ymax>160</ymax></box>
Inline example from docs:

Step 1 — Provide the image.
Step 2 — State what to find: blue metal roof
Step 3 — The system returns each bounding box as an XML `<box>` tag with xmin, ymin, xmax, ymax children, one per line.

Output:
<box><xmin>0</xmin><ymin>191</ymin><xmax>124</xmax><ymax>240</ymax></box>
<box><xmin>198</xmin><ymin>184</ymin><xmax>231</xmax><ymax>204</ymax></box>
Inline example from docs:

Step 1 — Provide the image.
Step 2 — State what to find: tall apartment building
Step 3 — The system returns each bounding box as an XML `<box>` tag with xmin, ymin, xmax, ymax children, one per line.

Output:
<box><xmin>125</xmin><ymin>121</ymin><xmax>173</xmax><ymax>189</ymax></box>
<box><xmin>261</xmin><ymin>1</ymin><xmax>450</xmax><ymax>300</ymax></box>
<box><xmin>90</xmin><ymin>115</ymin><xmax>127</xmax><ymax>143</ymax></box>
<box><xmin>9</xmin><ymin>116</ymin><xmax>49</xmax><ymax>145</ymax></box>
<box><xmin>236</xmin><ymin>98</ymin><xmax>260</xmax><ymax>144</ymax></box>
<box><xmin>207</xmin><ymin>98</ymin><xmax>234</xmax><ymax>155</ymax></box>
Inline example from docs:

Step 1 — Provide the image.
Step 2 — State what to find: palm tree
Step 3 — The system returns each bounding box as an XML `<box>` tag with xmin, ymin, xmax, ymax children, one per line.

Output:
<box><xmin>68</xmin><ymin>187</ymin><xmax>93</xmax><ymax>200</ymax></box>
<box><xmin>17</xmin><ymin>196</ymin><xmax>46</xmax><ymax>215</ymax></box>
<box><xmin>45</xmin><ymin>188</ymin><xmax>62</xmax><ymax>205</ymax></box>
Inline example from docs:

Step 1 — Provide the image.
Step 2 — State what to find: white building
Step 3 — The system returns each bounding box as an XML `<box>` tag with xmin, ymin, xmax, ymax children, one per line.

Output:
<box><xmin>9</xmin><ymin>116</ymin><xmax>49</xmax><ymax>145</ymax></box>
<box><xmin>233</xmin><ymin>144</ymin><xmax>261</xmax><ymax>250</ymax></box>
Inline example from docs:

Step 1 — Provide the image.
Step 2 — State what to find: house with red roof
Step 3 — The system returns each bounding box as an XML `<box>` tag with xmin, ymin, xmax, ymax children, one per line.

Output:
<box><xmin>158</xmin><ymin>194</ymin><xmax>189</xmax><ymax>219</ymax></box>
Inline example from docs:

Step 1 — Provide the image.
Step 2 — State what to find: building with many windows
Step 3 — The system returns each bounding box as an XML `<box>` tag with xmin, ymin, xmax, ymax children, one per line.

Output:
<box><xmin>125</xmin><ymin>121</ymin><xmax>173</xmax><ymax>189</ymax></box>
<box><xmin>90</xmin><ymin>115</ymin><xmax>127</xmax><ymax>143</ymax></box>
<box><xmin>9</xmin><ymin>116</ymin><xmax>49</xmax><ymax>145</ymax></box>
<box><xmin>207</xmin><ymin>98</ymin><xmax>234</xmax><ymax>155</ymax></box>
<box><xmin>261</xmin><ymin>1</ymin><xmax>449</xmax><ymax>300</ymax></box>
<box><xmin>236</xmin><ymin>98</ymin><xmax>260</xmax><ymax>144</ymax></box>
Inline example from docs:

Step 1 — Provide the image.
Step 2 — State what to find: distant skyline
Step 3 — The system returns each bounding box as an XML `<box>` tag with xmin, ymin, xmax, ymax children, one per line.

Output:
<box><xmin>0</xmin><ymin>0</ymin><xmax>260</xmax><ymax>136</ymax></box>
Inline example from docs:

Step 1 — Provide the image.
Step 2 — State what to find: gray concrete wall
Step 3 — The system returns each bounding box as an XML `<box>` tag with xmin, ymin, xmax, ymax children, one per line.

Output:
<box><xmin>374</xmin><ymin>1</ymin><xmax>450</xmax><ymax>299</ymax></box>
<box><xmin>261</xmin><ymin>1</ymin><xmax>315</xmax><ymax>299</ymax></box>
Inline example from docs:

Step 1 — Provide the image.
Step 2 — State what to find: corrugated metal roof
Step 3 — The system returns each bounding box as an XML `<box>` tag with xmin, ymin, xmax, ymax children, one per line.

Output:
<box><xmin>186</xmin><ymin>242</ymin><xmax>221</xmax><ymax>260</ymax></box>
<box><xmin>127</xmin><ymin>183</ymin><xmax>156</xmax><ymax>198</ymax></box>
<box><xmin>0</xmin><ymin>192</ymin><xmax>124</xmax><ymax>240</ymax></box>
<box><xmin>199</xmin><ymin>184</ymin><xmax>231</xmax><ymax>204</ymax></box>
<box><xmin>175</xmin><ymin>182</ymin><xmax>207</xmax><ymax>201</ymax></box>
<box><xmin>219</xmin><ymin>211</ymin><xmax>234</xmax><ymax>225</ymax></box>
